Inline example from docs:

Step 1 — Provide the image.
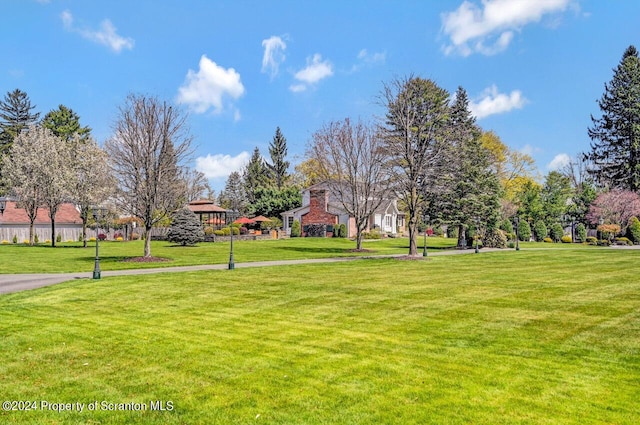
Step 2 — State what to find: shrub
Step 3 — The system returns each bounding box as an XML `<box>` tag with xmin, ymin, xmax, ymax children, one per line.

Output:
<box><xmin>23</xmin><ymin>240</ymin><xmax>30</xmax><ymax>244</ymax></box>
<box><xmin>56</xmin><ymin>233</ymin><xmax>62</xmax><ymax>243</ymax></box>
<box><xmin>499</xmin><ymin>219</ymin><xmax>514</xmax><ymax>234</ymax></box>
<box><xmin>549</xmin><ymin>223</ymin><xmax>564</xmax><ymax>242</ymax></box>
<box><xmin>167</xmin><ymin>207</ymin><xmax>205</xmax><ymax>246</ymax></box>
<box><xmin>204</xmin><ymin>227</ymin><xmax>215</xmax><ymax>236</ymax></box>
<box><xmin>507</xmin><ymin>241</ymin><xmax>515</xmax><ymax>249</ymax></box>
<box><xmin>45</xmin><ymin>239</ymin><xmax>51</xmax><ymax>244</ymax></box>
<box><xmin>78</xmin><ymin>233</ymin><xmax>84</xmax><ymax>242</ymax></box>
<box><xmin>561</xmin><ymin>235</ymin><xmax>572</xmax><ymax>243</ymax></box>
<box><xmin>483</xmin><ymin>227</ymin><xmax>507</xmax><ymax>248</ymax></box>
<box><xmin>629</xmin><ymin>216</ymin><xmax>640</xmax><ymax>244</ymax></box>
<box><xmin>597</xmin><ymin>223</ymin><xmax>621</xmax><ymax>241</ymax></box>
<box><xmin>448</xmin><ymin>226</ymin><xmax>459</xmax><ymax>239</ymax></box>
<box><xmin>131</xmin><ymin>233</ymin><xmax>140</xmax><ymax>240</ymax></box>
<box><xmin>575</xmin><ymin>223</ymin><xmax>587</xmax><ymax>243</ymax></box>
<box><xmin>114</xmin><ymin>232</ymin><xmax>123</xmax><ymax>239</ymax></box>
<box><xmin>362</xmin><ymin>230</ymin><xmax>381</xmax><ymax>239</ymax></box>
<box><xmin>239</xmin><ymin>227</ymin><xmax>248</xmax><ymax>235</ymax></box>
<box><xmin>221</xmin><ymin>227</ymin><xmax>230</xmax><ymax>236</ymax></box>
<box><xmin>89</xmin><ymin>237</ymin><xmax>96</xmax><ymax>242</ymax></box>
<box><xmin>291</xmin><ymin>220</ymin><xmax>301</xmax><ymax>237</ymax></box>
<box><xmin>12</xmin><ymin>235</ymin><xmax>17</xmax><ymax>244</ymax></box>
<box><xmin>1</xmin><ymin>240</ymin><xmax>8</xmax><ymax>244</ymax></box>
<box><xmin>598</xmin><ymin>239</ymin><xmax>611</xmax><ymax>246</ymax></box>
<box><xmin>214</xmin><ymin>230</ymin><xmax>224</xmax><ymax>236</ymax></box>
<box><xmin>34</xmin><ymin>234</ymin><xmax>39</xmax><ymax>244</ymax></box>
<box><xmin>543</xmin><ymin>237</ymin><xmax>553</xmax><ymax>243</ymax></box>
<box><xmin>586</xmin><ymin>236</ymin><xmax>598</xmax><ymax>245</ymax></box>
<box><xmin>98</xmin><ymin>233</ymin><xmax>107</xmax><ymax>241</ymax></box>
<box><xmin>517</xmin><ymin>220</ymin><xmax>531</xmax><ymax>241</ymax></box>
<box><xmin>614</xmin><ymin>237</ymin><xmax>632</xmax><ymax>245</ymax></box>
<box><xmin>533</xmin><ymin>220</ymin><xmax>547</xmax><ymax>242</ymax></box>
<box><xmin>339</xmin><ymin>223</ymin><xmax>347</xmax><ymax>238</ymax></box>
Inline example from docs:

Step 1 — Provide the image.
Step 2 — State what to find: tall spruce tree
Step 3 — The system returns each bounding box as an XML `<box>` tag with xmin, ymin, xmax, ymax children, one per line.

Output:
<box><xmin>267</xmin><ymin>127</ymin><xmax>290</xmax><ymax>189</ymax></box>
<box><xmin>243</xmin><ymin>147</ymin><xmax>267</xmax><ymax>203</ymax></box>
<box><xmin>428</xmin><ymin>87</ymin><xmax>501</xmax><ymax>247</ymax></box>
<box><xmin>220</xmin><ymin>171</ymin><xmax>248</xmax><ymax>215</ymax></box>
<box><xmin>586</xmin><ymin>45</ymin><xmax>640</xmax><ymax>191</ymax></box>
<box><xmin>0</xmin><ymin>89</ymin><xmax>40</xmax><ymax>153</ymax></box>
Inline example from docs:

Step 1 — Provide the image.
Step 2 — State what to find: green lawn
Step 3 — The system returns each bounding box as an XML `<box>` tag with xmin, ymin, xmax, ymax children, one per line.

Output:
<box><xmin>0</xmin><ymin>236</ymin><xmax>460</xmax><ymax>274</ymax></box>
<box><xmin>1</xmin><ymin>248</ymin><xmax>638</xmax><ymax>424</ymax></box>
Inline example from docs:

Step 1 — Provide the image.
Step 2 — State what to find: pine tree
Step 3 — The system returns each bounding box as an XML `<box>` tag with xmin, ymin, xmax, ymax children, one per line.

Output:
<box><xmin>167</xmin><ymin>207</ymin><xmax>204</xmax><ymax>246</ymax></box>
<box><xmin>0</xmin><ymin>89</ymin><xmax>40</xmax><ymax>153</ymax></box>
<box><xmin>41</xmin><ymin>105</ymin><xmax>91</xmax><ymax>143</ymax></box>
<box><xmin>586</xmin><ymin>45</ymin><xmax>640</xmax><ymax>191</ymax></box>
<box><xmin>219</xmin><ymin>171</ymin><xmax>247</xmax><ymax>214</ymax></box>
<box><xmin>243</xmin><ymin>147</ymin><xmax>267</xmax><ymax>203</ymax></box>
<box><xmin>267</xmin><ymin>127</ymin><xmax>290</xmax><ymax>189</ymax></box>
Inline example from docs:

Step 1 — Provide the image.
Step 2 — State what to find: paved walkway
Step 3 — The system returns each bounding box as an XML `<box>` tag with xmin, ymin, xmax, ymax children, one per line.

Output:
<box><xmin>0</xmin><ymin>247</ymin><xmax>505</xmax><ymax>295</ymax></box>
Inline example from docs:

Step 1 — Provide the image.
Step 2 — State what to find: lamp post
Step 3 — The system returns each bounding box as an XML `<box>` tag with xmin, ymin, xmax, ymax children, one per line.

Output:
<box><xmin>92</xmin><ymin>206</ymin><xmax>106</xmax><ymax>279</ymax></box>
<box><xmin>564</xmin><ymin>213</ymin><xmax>576</xmax><ymax>243</ymax></box>
<box><xmin>423</xmin><ymin>213</ymin><xmax>429</xmax><ymax>257</ymax></box>
<box><xmin>514</xmin><ymin>216</ymin><xmax>520</xmax><ymax>251</ymax></box>
<box><xmin>0</xmin><ymin>197</ymin><xmax>6</xmax><ymax>242</ymax></box>
<box><xmin>598</xmin><ymin>217</ymin><xmax>604</xmax><ymax>242</ymax></box>
<box><xmin>228</xmin><ymin>210</ymin><xmax>238</xmax><ymax>270</ymax></box>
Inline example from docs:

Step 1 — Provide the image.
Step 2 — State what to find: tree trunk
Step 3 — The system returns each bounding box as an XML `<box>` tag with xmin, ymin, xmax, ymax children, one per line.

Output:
<box><xmin>29</xmin><ymin>221</ymin><xmax>35</xmax><ymax>246</ymax></box>
<box><xmin>356</xmin><ymin>229</ymin><xmax>363</xmax><ymax>250</ymax></box>
<box><xmin>408</xmin><ymin>214</ymin><xmax>418</xmax><ymax>256</ymax></box>
<box><xmin>82</xmin><ymin>220</ymin><xmax>87</xmax><ymax>248</ymax></box>
<box><xmin>144</xmin><ymin>225</ymin><xmax>152</xmax><ymax>257</ymax></box>
<box><xmin>51</xmin><ymin>219</ymin><xmax>56</xmax><ymax>247</ymax></box>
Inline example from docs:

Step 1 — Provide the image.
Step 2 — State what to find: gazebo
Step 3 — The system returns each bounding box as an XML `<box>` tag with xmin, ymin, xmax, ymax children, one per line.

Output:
<box><xmin>188</xmin><ymin>199</ymin><xmax>229</xmax><ymax>230</ymax></box>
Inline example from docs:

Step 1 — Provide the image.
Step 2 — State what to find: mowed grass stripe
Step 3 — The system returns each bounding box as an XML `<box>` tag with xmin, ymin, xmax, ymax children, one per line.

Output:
<box><xmin>0</xmin><ymin>249</ymin><xmax>638</xmax><ymax>424</ymax></box>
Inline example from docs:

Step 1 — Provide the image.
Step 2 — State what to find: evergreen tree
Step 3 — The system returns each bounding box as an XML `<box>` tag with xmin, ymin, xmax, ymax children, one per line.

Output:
<box><xmin>541</xmin><ymin>171</ymin><xmax>572</xmax><ymax>225</ymax></box>
<box><xmin>586</xmin><ymin>45</ymin><xmax>640</xmax><ymax>191</ymax></box>
<box><xmin>41</xmin><ymin>104</ymin><xmax>91</xmax><ymax>143</ymax></box>
<box><xmin>219</xmin><ymin>171</ymin><xmax>248</xmax><ymax>214</ymax></box>
<box><xmin>243</xmin><ymin>147</ymin><xmax>267</xmax><ymax>203</ymax></box>
<box><xmin>267</xmin><ymin>127</ymin><xmax>290</xmax><ymax>189</ymax></box>
<box><xmin>0</xmin><ymin>89</ymin><xmax>40</xmax><ymax>153</ymax></box>
<box><xmin>429</xmin><ymin>87</ymin><xmax>502</xmax><ymax>248</ymax></box>
<box><xmin>167</xmin><ymin>207</ymin><xmax>205</xmax><ymax>246</ymax></box>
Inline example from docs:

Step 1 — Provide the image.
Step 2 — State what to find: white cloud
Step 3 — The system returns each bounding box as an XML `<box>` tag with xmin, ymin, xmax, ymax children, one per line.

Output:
<box><xmin>290</xmin><ymin>54</ymin><xmax>333</xmax><ymax>92</ymax></box>
<box><xmin>196</xmin><ymin>152</ymin><xmax>250</xmax><ymax>179</ymax></box>
<box><xmin>441</xmin><ymin>0</ymin><xmax>574</xmax><ymax>56</ymax></box>
<box><xmin>61</xmin><ymin>10</ymin><xmax>134</xmax><ymax>53</ymax></box>
<box><xmin>177</xmin><ymin>55</ymin><xmax>245</xmax><ymax>115</ymax></box>
<box><xmin>469</xmin><ymin>85</ymin><xmax>527</xmax><ymax>119</ymax></box>
<box><xmin>520</xmin><ymin>144</ymin><xmax>541</xmax><ymax>157</ymax></box>
<box><xmin>547</xmin><ymin>153</ymin><xmax>571</xmax><ymax>170</ymax></box>
<box><xmin>261</xmin><ymin>35</ymin><xmax>287</xmax><ymax>78</ymax></box>
<box><xmin>351</xmin><ymin>49</ymin><xmax>387</xmax><ymax>72</ymax></box>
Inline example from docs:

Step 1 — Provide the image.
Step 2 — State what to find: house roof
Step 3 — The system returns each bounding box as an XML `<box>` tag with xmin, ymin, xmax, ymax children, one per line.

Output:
<box><xmin>188</xmin><ymin>199</ymin><xmax>228</xmax><ymax>213</ymax></box>
<box><xmin>0</xmin><ymin>201</ymin><xmax>82</xmax><ymax>225</ymax></box>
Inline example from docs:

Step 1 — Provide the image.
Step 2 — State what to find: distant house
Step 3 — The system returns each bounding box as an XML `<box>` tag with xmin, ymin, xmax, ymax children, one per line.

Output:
<box><xmin>0</xmin><ymin>200</ymin><xmax>83</xmax><ymax>242</ymax></box>
<box><xmin>280</xmin><ymin>182</ymin><xmax>405</xmax><ymax>237</ymax></box>
<box><xmin>187</xmin><ymin>199</ymin><xmax>230</xmax><ymax>229</ymax></box>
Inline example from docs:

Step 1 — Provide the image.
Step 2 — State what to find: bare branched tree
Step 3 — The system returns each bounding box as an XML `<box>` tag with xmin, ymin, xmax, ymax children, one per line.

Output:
<box><xmin>309</xmin><ymin>118</ymin><xmax>392</xmax><ymax>250</ymax></box>
<box><xmin>379</xmin><ymin>76</ymin><xmax>450</xmax><ymax>256</ymax></box>
<box><xmin>106</xmin><ymin>94</ymin><xmax>193</xmax><ymax>258</ymax></box>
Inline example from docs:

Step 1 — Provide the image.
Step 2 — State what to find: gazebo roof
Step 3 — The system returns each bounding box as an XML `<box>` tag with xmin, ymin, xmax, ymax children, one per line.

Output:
<box><xmin>188</xmin><ymin>199</ymin><xmax>227</xmax><ymax>213</ymax></box>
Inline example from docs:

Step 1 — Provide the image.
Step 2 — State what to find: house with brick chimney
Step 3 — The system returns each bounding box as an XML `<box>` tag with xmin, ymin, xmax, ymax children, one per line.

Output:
<box><xmin>281</xmin><ymin>182</ymin><xmax>405</xmax><ymax>237</ymax></box>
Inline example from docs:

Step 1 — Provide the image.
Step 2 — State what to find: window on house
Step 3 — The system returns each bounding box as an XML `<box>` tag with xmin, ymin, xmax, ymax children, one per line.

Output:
<box><xmin>288</xmin><ymin>216</ymin><xmax>294</xmax><ymax>228</ymax></box>
<box><xmin>385</xmin><ymin>215</ymin><xmax>392</xmax><ymax>228</ymax></box>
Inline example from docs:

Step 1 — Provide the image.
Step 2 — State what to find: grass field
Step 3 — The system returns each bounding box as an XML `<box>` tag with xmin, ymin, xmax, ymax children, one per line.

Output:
<box><xmin>1</xmin><ymin>247</ymin><xmax>638</xmax><ymax>424</ymax></box>
<box><xmin>0</xmin><ymin>237</ymin><xmax>463</xmax><ymax>274</ymax></box>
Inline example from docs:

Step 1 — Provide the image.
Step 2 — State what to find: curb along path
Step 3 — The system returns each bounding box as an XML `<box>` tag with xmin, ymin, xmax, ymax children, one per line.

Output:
<box><xmin>0</xmin><ymin>248</ymin><xmax>504</xmax><ymax>295</ymax></box>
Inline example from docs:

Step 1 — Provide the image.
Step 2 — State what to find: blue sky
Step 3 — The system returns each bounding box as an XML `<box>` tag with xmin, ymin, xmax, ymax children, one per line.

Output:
<box><xmin>3</xmin><ymin>0</ymin><xmax>639</xmax><ymax>192</ymax></box>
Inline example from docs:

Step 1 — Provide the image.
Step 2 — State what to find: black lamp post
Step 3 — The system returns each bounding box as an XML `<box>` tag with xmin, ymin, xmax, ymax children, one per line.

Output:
<box><xmin>564</xmin><ymin>213</ymin><xmax>576</xmax><ymax>243</ymax></box>
<box><xmin>0</xmin><ymin>197</ymin><xmax>6</xmax><ymax>241</ymax></box>
<box><xmin>423</xmin><ymin>213</ymin><xmax>429</xmax><ymax>257</ymax></box>
<box><xmin>92</xmin><ymin>206</ymin><xmax>106</xmax><ymax>279</ymax></box>
<box><xmin>228</xmin><ymin>210</ymin><xmax>238</xmax><ymax>270</ymax></box>
<box><xmin>514</xmin><ymin>216</ymin><xmax>520</xmax><ymax>251</ymax></box>
<box><xmin>598</xmin><ymin>217</ymin><xmax>604</xmax><ymax>242</ymax></box>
